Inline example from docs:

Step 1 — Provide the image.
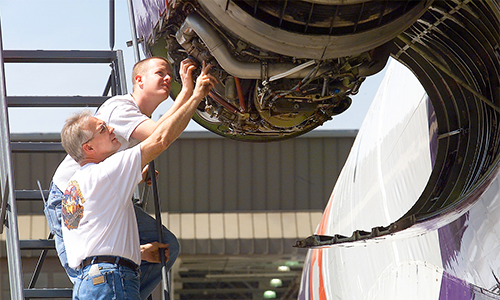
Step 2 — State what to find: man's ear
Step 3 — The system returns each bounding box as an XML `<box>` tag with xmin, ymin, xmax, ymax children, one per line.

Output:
<box><xmin>82</xmin><ymin>143</ymin><xmax>94</xmax><ymax>154</ymax></box>
<box><xmin>135</xmin><ymin>74</ymin><xmax>143</xmax><ymax>88</ymax></box>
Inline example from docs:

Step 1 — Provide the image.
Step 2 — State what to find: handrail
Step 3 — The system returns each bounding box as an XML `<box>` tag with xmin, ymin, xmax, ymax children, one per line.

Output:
<box><xmin>1</xmin><ymin>2</ymin><xmax>124</xmax><ymax>299</ymax></box>
<box><xmin>0</xmin><ymin>12</ymin><xmax>25</xmax><ymax>300</ymax></box>
<box><xmin>126</xmin><ymin>1</ymin><xmax>170</xmax><ymax>299</ymax></box>
<box><xmin>0</xmin><ymin>13</ymin><xmax>10</xmax><ymax>234</ymax></box>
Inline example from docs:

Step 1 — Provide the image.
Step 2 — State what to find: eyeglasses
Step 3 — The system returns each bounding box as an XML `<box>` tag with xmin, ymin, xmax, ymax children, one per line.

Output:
<box><xmin>83</xmin><ymin>123</ymin><xmax>108</xmax><ymax>145</ymax></box>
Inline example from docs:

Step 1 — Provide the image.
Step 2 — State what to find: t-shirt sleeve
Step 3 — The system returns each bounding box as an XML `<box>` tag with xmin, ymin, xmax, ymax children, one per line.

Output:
<box><xmin>96</xmin><ymin>98</ymin><xmax>149</xmax><ymax>142</ymax></box>
<box><xmin>100</xmin><ymin>145</ymin><xmax>143</xmax><ymax>205</ymax></box>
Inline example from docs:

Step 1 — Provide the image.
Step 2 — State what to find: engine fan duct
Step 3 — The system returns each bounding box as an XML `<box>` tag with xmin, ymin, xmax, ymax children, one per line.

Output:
<box><xmin>198</xmin><ymin>0</ymin><xmax>432</xmax><ymax>59</ymax></box>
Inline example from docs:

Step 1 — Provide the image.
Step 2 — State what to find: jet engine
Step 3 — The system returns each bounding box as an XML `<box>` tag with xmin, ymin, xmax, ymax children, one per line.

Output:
<box><xmin>134</xmin><ymin>0</ymin><xmax>431</xmax><ymax>141</ymax></box>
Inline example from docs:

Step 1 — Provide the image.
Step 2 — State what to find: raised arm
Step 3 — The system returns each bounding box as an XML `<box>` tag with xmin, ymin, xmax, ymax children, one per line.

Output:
<box><xmin>168</xmin><ymin>58</ymin><xmax>197</xmax><ymax>112</ymax></box>
<box><xmin>140</xmin><ymin>62</ymin><xmax>217</xmax><ymax>167</ymax></box>
<box><xmin>131</xmin><ymin>58</ymin><xmax>198</xmax><ymax>141</ymax></box>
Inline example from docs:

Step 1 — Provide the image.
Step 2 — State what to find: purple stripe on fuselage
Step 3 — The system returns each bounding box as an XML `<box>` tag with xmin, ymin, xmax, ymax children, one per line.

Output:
<box><xmin>298</xmin><ymin>252</ymin><xmax>312</xmax><ymax>300</ymax></box>
<box><xmin>437</xmin><ymin>213</ymin><xmax>468</xmax><ymax>273</ymax></box>
<box><xmin>437</xmin><ymin>212</ymin><xmax>474</xmax><ymax>300</ymax></box>
<box><xmin>439</xmin><ymin>271</ymin><xmax>472</xmax><ymax>300</ymax></box>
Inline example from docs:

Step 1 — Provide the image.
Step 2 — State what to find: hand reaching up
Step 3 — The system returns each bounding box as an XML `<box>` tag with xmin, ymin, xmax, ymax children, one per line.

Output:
<box><xmin>193</xmin><ymin>61</ymin><xmax>218</xmax><ymax>101</ymax></box>
<box><xmin>178</xmin><ymin>58</ymin><xmax>197</xmax><ymax>94</ymax></box>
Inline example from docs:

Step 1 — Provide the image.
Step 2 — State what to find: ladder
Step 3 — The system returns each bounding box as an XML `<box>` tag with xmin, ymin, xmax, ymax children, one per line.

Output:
<box><xmin>0</xmin><ymin>20</ymin><xmax>128</xmax><ymax>300</ymax></box>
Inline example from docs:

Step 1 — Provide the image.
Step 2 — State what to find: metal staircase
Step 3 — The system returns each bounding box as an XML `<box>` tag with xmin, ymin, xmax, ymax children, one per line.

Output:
<box><xmin>0</xmin><ymin>18</ymin><xmax>128</xmax><ymax>300</ymax></box>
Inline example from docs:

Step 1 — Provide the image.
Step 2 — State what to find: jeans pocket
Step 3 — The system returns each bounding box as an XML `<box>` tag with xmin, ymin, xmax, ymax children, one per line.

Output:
<box><xmin>77</xmin><ymin>267</ymin><xmax>118</xmax><ymax>300</ymax></box>
<box><xmin>119</xmin><ymin>266</ymin><xmax>140</xmax><ymax>299</ymax></box>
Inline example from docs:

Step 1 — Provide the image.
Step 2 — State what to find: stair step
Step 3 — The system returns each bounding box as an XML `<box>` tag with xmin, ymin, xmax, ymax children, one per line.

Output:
<box><xmin>7</xmin><ymin>95</ymin><xmax>107</xmax><ymax>107</ymax></box>
<box><xmin>24</xmin><ymin>288</ymin><xmax>72</xmax><ymax>298</ymax></box>
<box><xmin>15</xmin><ymin>190</ymin><xmax>49</xmax><ymax>201</ymax></box>
<box><xmin>2</xmin><ymin>43</ymin><xmax>127</xmax><ymax>298</ymax></box>
<box><xmin>11</xmin><ymin>142</ymin><xmax>64</xmax><ymax>152</ymax></box>
<box><xmin>20</xmin><ymin>239</ymin><xmax>55</xmax><ymax>250</ymax></box>
<box><xmin>3</xmin><ymin>49</ymin><xmax>119</xmax><ymax>64</ymax></box>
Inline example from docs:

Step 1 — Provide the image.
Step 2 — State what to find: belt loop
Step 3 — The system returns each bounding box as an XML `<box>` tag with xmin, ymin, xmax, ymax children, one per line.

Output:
<box><xmin>114</xmin><ymin>256</ymin><xmax>120</xmax><ymax>265</ymax></box>
<box><xmin>91</xmin><ymin>256</ymin><xmax>97</xmax><ymax>264</ymax></box>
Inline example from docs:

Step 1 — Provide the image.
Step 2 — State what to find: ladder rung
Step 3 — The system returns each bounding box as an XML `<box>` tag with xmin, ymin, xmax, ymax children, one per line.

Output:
<box><xmin>20</xmin><ymin>239</ymin><xmax>55</xmax><ymax>250</ymax></box>
<box><xmin>24</xmin><ymin>288</ymin><xmax>72</xmax><ymax>298</ymax></box>
<box><xmin>15</xmin><ymin>190</ymin><xmax>49</xmax><ymax>201</ymax></box>
<box><xmin>3</xmin><ymin>49</ymin><xmax>119</xmax><ymax>64</ymax></box>
<box><xmin>7</xmin><ymin>96</ymin><xmax>107</xmax><ymax>107</ymax></box>
<box><xmin>11</xmin><ymin>142</ymin><xmax>64</xmax><ymax>152</ymax></box>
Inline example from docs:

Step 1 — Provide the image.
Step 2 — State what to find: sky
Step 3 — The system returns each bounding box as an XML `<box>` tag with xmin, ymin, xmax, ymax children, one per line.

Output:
<box><xmin>0</xmin><ymin>0</ymin><xmax>388</xmax><ymax>134</ymax></box>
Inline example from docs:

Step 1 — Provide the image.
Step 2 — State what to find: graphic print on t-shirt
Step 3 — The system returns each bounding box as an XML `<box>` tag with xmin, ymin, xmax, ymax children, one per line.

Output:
<box><xmin>62</xmin><ymin>180</ymin><xmax>85</xmax><ymax>230</ymax></box>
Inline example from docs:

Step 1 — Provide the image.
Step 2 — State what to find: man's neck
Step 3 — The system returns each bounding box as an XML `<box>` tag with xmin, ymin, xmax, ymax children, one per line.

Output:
<box><xmin>131</xmin><ymin>92</ymin><xmax>156</xmax><ymax>117</ymax></box>
<box><xmin>79</xmin><ymin>158</ymin><xmax>97</xmax><ymax>166</ymax></box>
<box><xmin>80</xmin><ymin>152</ymin><xmax>109</xmax><ymax>166</ymax></box>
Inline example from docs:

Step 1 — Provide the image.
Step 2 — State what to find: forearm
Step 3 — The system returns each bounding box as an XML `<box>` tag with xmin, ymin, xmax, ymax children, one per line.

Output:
<box><xmin>131</xmin><ymin>87</ymin><xmax>194</xmax><ymax>142</ymax></box>
<box><xmin>140</xmin><ymin>94</ymin><xmax>202</xmax><ymax>166</ymax></box>
<box><xmin>157</xmin><ymin>58</ymin><xmax>196</xmax><ymax>122</ymax></box>
<box><xmin>156</xmin><ymin>94</ymin><xmax>200</xmax><ymax>142</ymax></box>
<box><xmin>156</xmin><ymin>86</ymin><xmax>192</xmax><ymax>123</ymax></box>
<box><xmin>140</xmin><ymin>61</ymin><xmax>216</xmax><ymax>167</ymax></box>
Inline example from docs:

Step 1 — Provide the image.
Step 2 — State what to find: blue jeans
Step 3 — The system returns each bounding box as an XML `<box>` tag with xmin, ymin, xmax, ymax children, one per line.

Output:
<box><xmin>44</xmin><ymin>182</ymin><xmax>180</xmax><ymax>300</ymax></box>
<box><xmin>73</xmin><ymin>261</ymin><xmax>140</xmax><ymax>300</ymax></box>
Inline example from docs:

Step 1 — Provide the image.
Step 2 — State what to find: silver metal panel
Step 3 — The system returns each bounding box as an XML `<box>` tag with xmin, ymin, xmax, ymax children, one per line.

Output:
<box><xmin>149</xmin><ymin>132</ymin><xmax>355</xmax><ymax>214</ymax></box>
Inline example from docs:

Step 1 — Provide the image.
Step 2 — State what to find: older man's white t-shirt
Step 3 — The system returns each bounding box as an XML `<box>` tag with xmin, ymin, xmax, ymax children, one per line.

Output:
<box><xmin>61</xmin><ymin>145</ymin><xmax>143</xmax><ymax>269</ymax></box>
<box><xmin>52</xmin><ymin>94</ymin><xmax>148</xmax><ymax>191</ymax></box>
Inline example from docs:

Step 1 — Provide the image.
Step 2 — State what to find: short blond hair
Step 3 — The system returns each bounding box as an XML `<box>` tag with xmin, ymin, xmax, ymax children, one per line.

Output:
<box><xmin>61</xmin><ymin>110</ymin><xmax>94</xmax><ymax>164</ymax></box>
<box><xmin>131</xmin><ymin>56</ymin><xmax>171</xmax><ymax>90</ymax></box>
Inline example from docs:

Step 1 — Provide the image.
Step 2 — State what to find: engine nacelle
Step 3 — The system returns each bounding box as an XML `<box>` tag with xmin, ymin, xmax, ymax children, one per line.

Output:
<box><xmin>135</xmin><ymin>0</ymin><xmax>430</xmax><ymax>141</ymax></box>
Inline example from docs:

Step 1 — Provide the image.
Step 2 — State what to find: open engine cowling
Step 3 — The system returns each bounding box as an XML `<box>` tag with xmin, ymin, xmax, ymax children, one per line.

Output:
<box><xmin>134</xmin><ymin>0</ymin><xmax>430</xmax><ymax>141</ymax></box>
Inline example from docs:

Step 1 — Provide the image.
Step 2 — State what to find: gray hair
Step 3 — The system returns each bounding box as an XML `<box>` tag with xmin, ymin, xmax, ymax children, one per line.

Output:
<box><xmin>61</xmin><ymin>110</ymin><xmax>94</xmax><ymax>164</ymax></box>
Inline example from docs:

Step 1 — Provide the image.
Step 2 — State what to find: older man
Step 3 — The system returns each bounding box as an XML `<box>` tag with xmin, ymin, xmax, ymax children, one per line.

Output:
<box><xmin>44</xmin><ymin>56</ymin><xmax>206</xmax><ymax>299</ymax></box>
<box><xmin>60</xmin><ymin>61</ymin><xmax>216</xmax><ymax>299</ymax></box>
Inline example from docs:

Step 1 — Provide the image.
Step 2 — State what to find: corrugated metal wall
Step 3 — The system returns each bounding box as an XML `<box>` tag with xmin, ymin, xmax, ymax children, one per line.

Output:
<box><xmin>11</xmin><ymin>130</ymin><xmax>356</xmax><ymax>215</ymax></box>
<box><xmin>1</xmin><ymin>129</ymin><xmax>356</xmax><ymax>297</ymax></box>
<box><xmin>4</xmin><ymin>129</ymin><xmax>355</xmax><ymax>256</ymax></box>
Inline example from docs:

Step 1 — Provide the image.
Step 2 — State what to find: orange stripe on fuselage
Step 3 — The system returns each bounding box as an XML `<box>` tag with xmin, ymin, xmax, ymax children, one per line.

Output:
<box><xmin>309</xmin><ymin>194</ymin><xmax>333</xmax><ymax>299</ymax></box>
<box><xmin>317</xmin><ymin>194</ymin><xmax>333</xmax><ymax>235</ymax></box>
<box><xmin>318</xmin><ymin>249</ymin><xmax>326</xmax><ymax>300</ymax></box>
<box><xmin>309</xmin><ymin>250</ymin><xmax>317</xmax><ymax>299</ymax></box>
